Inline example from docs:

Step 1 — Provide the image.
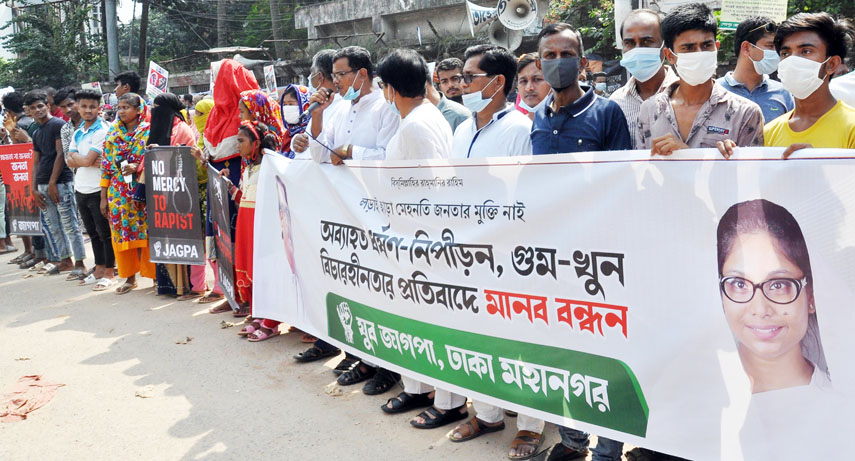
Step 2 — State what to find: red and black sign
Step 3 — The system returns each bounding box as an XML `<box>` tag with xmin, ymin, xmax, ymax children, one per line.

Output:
<box><xmin>0</xmin><ymin>143</ymin><xmax>42</xmax><ymax>235</ymax></box>
<box><xmin>145</xmin><ymin>146</ymin><xmax>204</xmax><ymax>265</ymax></box>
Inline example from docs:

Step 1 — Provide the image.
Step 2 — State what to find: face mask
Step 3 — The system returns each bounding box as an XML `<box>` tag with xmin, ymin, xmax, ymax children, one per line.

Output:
<box><xmin>462</xmin><ymin>76</ymin><xmax>500</xmax><ymax>113</ymax></box>
<box><xmin>749</xmin><ymin>44</ymin><xmax>780</xmax><ymax>75</ymax></box>
<box><xmin>778</xmin><ymin>56</ymin><xmax>829</xmax><ymax>100</ymax></box>
<box><xmin>673</xmin><ymin>50</ymin><xmax>718</xmax><ymax>86</ymax></box>
<box><xmin>307</xmin><ymin>75</ymin><xmax>318</xmax><ymax>94</ymax></box>
<box><xmin>620</xmin><ymin>45</ymin><xmax>664</xmax><ymax>82</ymax></box>
<box><xmin>541</xmin><ymin>57</ymin><xmax>580</xmax><ymax>91</ymax></box>
<box><xmin>518</xmin><ymin>92</ymin><xmax>550</xmax><ymax>113</ymax></box>
<box><xmin>342</xmin><ymin>72</ymin><xmax>363</xmax><ymax>101</ymax></box>
<box><xmin>595</xmin><ymin>82</ymin><xmax>607</xmax><ymax>92</ymax></box>
<box><xmin>386</xmin><ymin>90</ymin><xmax>400</xmax><ymax>116</ymax></box>
<box><xmin>282</xmin><ymin>105</ymin><xmax>301</xmax><ymax>125</ymax></box>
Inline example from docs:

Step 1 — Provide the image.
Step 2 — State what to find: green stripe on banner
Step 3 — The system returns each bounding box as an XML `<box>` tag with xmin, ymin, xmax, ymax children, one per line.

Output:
<box><xmin>326</xmin><ymin>292</ymin><xmax>649</xmax><ymax>437</ymax></box>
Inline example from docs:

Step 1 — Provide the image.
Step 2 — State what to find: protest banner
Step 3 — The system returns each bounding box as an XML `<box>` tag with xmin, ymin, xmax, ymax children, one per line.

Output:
<box><xmin>0</xmin><ymin>143</ymin><xmax>41</xmax><ymax>235</ymax></box>
<box><xmin>263</xmin><ymin>65</ymin><xmax>277</xmax><ymax>95</ymax></box>
<box><xmin>208</xmin><ymin>164</ymin><xmax>238</xmax><ymax>310</ymax></box>
<box><xmin>144</xmin><ymin>146</ymin><xmax>204</xmax><ymax>265</ymax></box>
<box><xmin>147</xmin><ymin>61</ymin><xmax>169</xmax><ymax>98</ymax></box>
<box><xmin>720</xmin><ymin>0</ymin><xmax>787</xmax><ymax>30</ymax></box>
<box><xmin>81</xmin><ymin>81</ymin><xmax>102</xmax><ymax>94</ymax></box>
<box><xmin>254</xmin><ymin>148</ymin><xmax>855</xmax><ymax>459</ymax></box>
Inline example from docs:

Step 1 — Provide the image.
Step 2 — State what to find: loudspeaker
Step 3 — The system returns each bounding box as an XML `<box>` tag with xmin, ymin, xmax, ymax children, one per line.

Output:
<box><xmin>497</xmin><ymin>0</ymin><xmax>537</xmax><ymax>30</ymax></box>
<box><xmin>465</xmin><ymin>0</ymin><xmax>498</xmax><ymax>37</ymax></box>
<box><xmin>488</xmin><ymin>21</ymin><xmax>523</xmax><ymax>51</ymax></box>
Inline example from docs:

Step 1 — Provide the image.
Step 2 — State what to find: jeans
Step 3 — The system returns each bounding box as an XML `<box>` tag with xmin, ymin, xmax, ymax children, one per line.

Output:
<box><xmin>558</xmin><ymin>426</ymin><xmax>623</xmax><ymax>461</ymax></box>
<box><xmin>76</xmin><ymin>191</ymin><xmax>114</xmax><ymax>268</ymax></box>
<box><xmin>38</xmin><ymin>182</ymin><xmax>86</xmax><ymax>261</ymax></box>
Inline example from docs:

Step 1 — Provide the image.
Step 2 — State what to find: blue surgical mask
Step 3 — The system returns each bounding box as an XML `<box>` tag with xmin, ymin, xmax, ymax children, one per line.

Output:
<box><xmin>462</xmin><ymin>76</ymin><xmax>500</xmax><ymax>113</ymax></box>
<box><xmin>595</xmin><ymin>82</ymin><xmax>607</xmax><ymax>92</ymax></box>
<box><xmin>342</xmin><ymin>72</ymin><xmax>363</xmax><ymax>101</ymax></box>
<box><xmin>387</xmin><ymin>91</ymin><xmax>400</xmax><ymax>116</ymax></box>
<box><xmin>749</xmin><ymin>43</ymin><xmax>780</xmax><ymax>75</ymax></box>
<box><xmin>620</xmin><ymin>45</ymin><xmax>664</xmax><ymax>82</ymax></box>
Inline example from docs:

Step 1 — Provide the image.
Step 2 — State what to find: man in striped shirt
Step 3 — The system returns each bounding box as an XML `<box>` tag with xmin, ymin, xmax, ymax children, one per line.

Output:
<box><xmin>609</xmin><ymin>9</ymin><xmax>678</xmax><ymax>148</ymax></box>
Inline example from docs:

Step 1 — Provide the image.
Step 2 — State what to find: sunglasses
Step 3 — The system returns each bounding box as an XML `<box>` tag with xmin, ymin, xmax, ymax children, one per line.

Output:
<box><xmin>747</xmin><ymin>22</ymin><xmax>777</xmax><ymax>35</ymax></box>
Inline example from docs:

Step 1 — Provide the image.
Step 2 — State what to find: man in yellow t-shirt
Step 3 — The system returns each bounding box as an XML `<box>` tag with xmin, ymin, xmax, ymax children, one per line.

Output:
<box><xmin>763</xmin><ymin>12</ymin><xmax>855</xmax><ymax>157</ymax></box>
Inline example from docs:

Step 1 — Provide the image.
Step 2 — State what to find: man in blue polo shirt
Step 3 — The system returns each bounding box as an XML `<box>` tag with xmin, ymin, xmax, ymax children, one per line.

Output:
<box><xmin>530</xmin><ymin>22</ymin><xmax>628</xmax><ymax>461</ymax></box>
<box><xmin>717</xmin><ymin>16</ymin><xmax>794</xmax><ymax>123</ymax></box>
<box><xmin>531</xmin><ymin>23</ymin><xmax>631</xmax><ymax>155</ymax></box>
<box><xmin>67</xmin><ymin>89</ymin><xmax>115</xmax><ymax>290</ymax></box>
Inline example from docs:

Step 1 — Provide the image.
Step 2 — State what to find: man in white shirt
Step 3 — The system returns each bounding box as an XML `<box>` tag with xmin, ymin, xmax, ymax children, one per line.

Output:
<box><xmin>373</xmin><ymin>48</ymin><xmax>463</xmax><ymax>429</ymax></box>
<box><xmin>451</xmin><ymin>45</ymin><xmax>532</xmax><ymax>159</ymax></box>
<box><xmin>290</xmin><ymin>49</ymin><xmax>345</xmax><ymax>157</ymax></box>
<box><xmin>304</xmin><ymin>46</ymin><xmax>399</xmax><ymax>165</ymax></box>
<box><xmin>446</xmin><ymin>44</ymin><xmax>544</xmax><ymax>461</ymax></box>
<box><xmin>298</xmin><ymin>46</ymin><xmax>402</xmax><ymax>396</ymax></box>
<box><xmin>66</xmin><ymin>89</ymin><xmax>114</xmax><ymax>289</ymax></box>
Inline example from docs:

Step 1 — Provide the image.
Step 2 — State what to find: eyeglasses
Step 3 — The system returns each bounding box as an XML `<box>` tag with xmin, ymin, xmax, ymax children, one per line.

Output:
<box><xmin>461</xmin><ymin>73</ymin><xmax>492</xmax><ymax>84</ymax></box>
<box><xmin>747</xmin><ymin>22</ymin><xmax>777</xmax><ymax>35</ymax></box>
<box><xmin>439</xmin><ymin>74</ymin><xmax>463</xmax><ymax>85</ymax></box>
<box><xmin>332</xmin><ymin>69</ymin><xmax>357</xmax><ymax>79</ymax></box>
<box><xmin>719</xmin><ymin>276</ymin><xmax>808</xmax><ymax>305</ymax></box>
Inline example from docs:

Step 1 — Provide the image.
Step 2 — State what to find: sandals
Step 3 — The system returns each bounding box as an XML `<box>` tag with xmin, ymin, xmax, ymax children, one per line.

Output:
<box><xmin>66</xmin><ymin>268</ymin><xmax>87</xmax><ymax>281</ymax></box>
<box><xmin>381</xmin><ymin>391</ymin><xmax>433</xmax><ymax>414</ymax></box>
<box><xmin>238</xmin><ymin>319</ymin><xmax>263</xmax><ymax>337</ymax></box>
<box><xmin>45</xmin><ymin>264</ymin><xmax>63</xmax><ymax>275</ymax></box>
<box><xmin>332</xmin><ymin>357</ymin><xmax>357</xmax><ymax>376</ymax></box>
<box><xmin>208</xmin><ymin>301</ymin><xmax>232</xmax><ymax>314</ymax></box>
<box><xmin>293</xmin><ymin>346</ymin><xmax>339</xmax><ymax>363</ymax></box>
<box><xmin>337</xmin><ymin>363</ymin><xmax>376</xmax><ymax>386</ymax></box>
<box><xmin>363</xmin><ymin>368</ymin><xmax>400</xmax><ymax>395</ymax></box>
<box><xmin>22</xmin><ymin>259</ymin><xmax>41</xmax><ymax>270</ymax></box>
<box><xmin>411</xmin><ymin>405</ymin><xmax>469</xmax><ymax>429</ymax></box>
<box><xmin>177</xmin><ymin>291</ymin><xmax>204</xmax><ymax>301</ymax></box>
<box><xmin>233</xmin><ymin>306</ymin><xmax>250</xmax><ymax>318</ymax></box>
<box><xmin>37</xmin><ymin>262</ymin><xmax>55</xmax><ymax>274</ymax></box>
<box><xmin>449</xmin><ymin>416</ymin><xmax>505</xmax><ymax>441</ymax></box>
<box><xmin>92</xmin><ymin>278</ymin><xmax>116</xmax><ymax>291</ymax></box>
<box><xmin>508</xmin><ymin>430</ymin><xmax>544</xmax><ymax>460</ymax></box>
<box><xmin>247</xmin><ymin>326</ymin><xmax>280</xmax><ymax>342</ymax></box>
<box><xmin>80</xmin><ymin>273</ymin><xmax>97</xmax><ymax>286</ymax></box>
<box><xmin>10</xmin><ymin>253</ymin><xmax>30</xmax><ymax>264</ymax></box>
<box><xmin>115</xmin><ymin>281</ymin><xmax>138</xmax><ymax>295</ymax></box>
<box><xmin>198</xmin><ymin>293</ymin><xmax>224</xmax><ymax>304</ymax></box>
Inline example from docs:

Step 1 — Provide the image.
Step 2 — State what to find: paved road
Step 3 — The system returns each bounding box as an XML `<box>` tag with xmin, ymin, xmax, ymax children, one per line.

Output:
<box><xmin>0</xmin><ymin>238</ymin><xmax>607</xmax><ymax>460</ymax></box>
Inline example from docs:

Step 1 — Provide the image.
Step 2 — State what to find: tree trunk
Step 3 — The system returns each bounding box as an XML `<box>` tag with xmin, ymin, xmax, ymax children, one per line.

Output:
<box><xmin>217</xmin><ymin>0</ymin><xmax>227</xmax><ymax>47</ymax></box>
<box><xmin>101</xmin><ymin>0</ymin><xmax>108</xmax><ymax>78</ymax></box>
<box><xmin>137</xmin><ymin>0</ymin><xmax>149</xmax><ymax>77</ymax></box>
<box><xmin>269</xmin><ymin>0</ymin><xmax>285</xmax><ymax>59</ymax></box>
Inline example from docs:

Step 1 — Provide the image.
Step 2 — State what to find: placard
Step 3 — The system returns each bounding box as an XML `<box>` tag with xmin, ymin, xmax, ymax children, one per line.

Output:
<box><xmin>208</xmin><ymin>164</ymin><xmax>238</xmax><ymax>310</ymax></box>
<box><xmin>0</xmin><ymin>143</ymin><xmax>41</xmax><ymax>235</ymax></box>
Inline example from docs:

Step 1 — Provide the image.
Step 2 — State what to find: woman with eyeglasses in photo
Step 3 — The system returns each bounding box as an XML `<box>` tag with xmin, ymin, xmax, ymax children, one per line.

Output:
<box><xmin>717</xmin><ymin>199</ymin><xmax>830</xmax><ymax>394</ymax></box>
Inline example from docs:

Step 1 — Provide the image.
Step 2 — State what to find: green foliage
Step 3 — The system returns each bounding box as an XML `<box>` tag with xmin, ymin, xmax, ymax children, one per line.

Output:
<box><xmin>545</xmin><ymin>0</ymin><xmax>617</xmax><ymax>59</ymax></box>
<box><xmin>0</xmin><ymin>1</ymin><xmax>101</xmax><ymax>89</ymax></box>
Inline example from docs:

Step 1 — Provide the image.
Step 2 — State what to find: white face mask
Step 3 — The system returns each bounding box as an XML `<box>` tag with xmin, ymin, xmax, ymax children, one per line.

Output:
<box><xmin>518</xmin><ymin>91</ymin><xmax>550</xmax><ymax>113</ymax></box>
<box><xmin>673</xmin><ymin>50</ymin><xmax>718</xmax><ymax>86</ymax></box>
<box><xmin>282</xmin><ymin>105</ymin><xmax>301</xmax><ymax>125</ymax></box>
<box><xmin>777</xmin><ymin>56</ymin><xmax>829</xmax><ymax>100</ymax></box>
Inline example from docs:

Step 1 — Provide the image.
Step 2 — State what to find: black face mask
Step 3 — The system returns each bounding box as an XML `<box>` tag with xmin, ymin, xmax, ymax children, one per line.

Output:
<box><xmin>449</xmin><ymin>95</ymin><xmax>463</xmax><ymax>104</ymax></box>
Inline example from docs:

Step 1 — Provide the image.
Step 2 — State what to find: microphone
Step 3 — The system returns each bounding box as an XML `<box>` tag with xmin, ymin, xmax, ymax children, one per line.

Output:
<box><xmin>302</xmin><ymin>88</ymin><xmax>332</xmax><ymax>117</ymax></box>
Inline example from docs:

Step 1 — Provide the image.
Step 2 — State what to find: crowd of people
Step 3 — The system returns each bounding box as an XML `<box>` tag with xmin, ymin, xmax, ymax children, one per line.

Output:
<box><xmin>0</xmin><ymin>4</ymin><xmax>854</xmax><ymax>460</ymax></box>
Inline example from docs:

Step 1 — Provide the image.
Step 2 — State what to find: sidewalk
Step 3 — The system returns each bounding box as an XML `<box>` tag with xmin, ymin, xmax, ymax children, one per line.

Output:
<box><xmin>0</xmin><ymin>237</ymin><xmax>597</xmax><ymax>460</ymax></box>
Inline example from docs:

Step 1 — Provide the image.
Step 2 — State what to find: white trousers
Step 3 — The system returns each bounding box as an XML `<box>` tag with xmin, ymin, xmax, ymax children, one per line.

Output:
<box><xmin>402</xmin><ymin>377</ymin><xmax>465</xmax><ymax>410</ymax></box>
<box><xmin>473</xmin><ymin>401</ymin><xmax>545</xmax><ymax>433</ymax></box>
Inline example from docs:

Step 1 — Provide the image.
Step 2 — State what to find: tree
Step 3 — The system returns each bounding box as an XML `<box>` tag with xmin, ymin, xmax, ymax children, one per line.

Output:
<box><xmin>545</xmin><ymin>0</ymin><xmax>617</xmax><ymax>60</ymax></box>
<box><xmin>0</xmin><ymin>1</ymin><xmax>101</xmax><ymax>89</ymax></box>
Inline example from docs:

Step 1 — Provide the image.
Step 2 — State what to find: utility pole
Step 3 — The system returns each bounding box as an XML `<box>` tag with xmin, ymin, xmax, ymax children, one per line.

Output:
<box><xmin>138</xmin><ymin>0</ymin><xmax>149</xmax><ymax>78</ymax></box>
<box><xmin>269</xmin><ymin>0</ymin><xmax>285</xmax><ymax>59</ymax></box>
<box><xmin>105</xmin><ymin>0</ymin><xmax>120</xmax><ymax>78</ymax></box>
<box><xmin>217</xmin><ymin>0</ymin><xmax>227</xmax><ymax>47</ymax></box>
<box><xmin>128</xmin><ymin>0</ymin><xmax>136</xmax><ymax>69</ymax></box>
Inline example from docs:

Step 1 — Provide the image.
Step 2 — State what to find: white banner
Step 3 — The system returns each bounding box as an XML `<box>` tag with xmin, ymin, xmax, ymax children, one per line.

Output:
<box><xmin>253</xmin><ymin>148</ymin><xmax>855</xmax><ymax>460</ymax></box>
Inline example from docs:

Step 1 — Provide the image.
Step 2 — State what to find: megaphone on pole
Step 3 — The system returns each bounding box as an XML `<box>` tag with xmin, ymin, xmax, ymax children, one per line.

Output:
<box><xmin>497</xmin><ymin>0</ymin><xmax>538</xmax><ymax>30</ymax></box>
<box><xmin>488</xmin><ymin>21</ymin><xmax>523</xmax><ymax>51</ymax></box>
<box><xmin>465</xmin><ymin>0</ymin><xmax>498</xmax><ymax>37</ymax></box>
